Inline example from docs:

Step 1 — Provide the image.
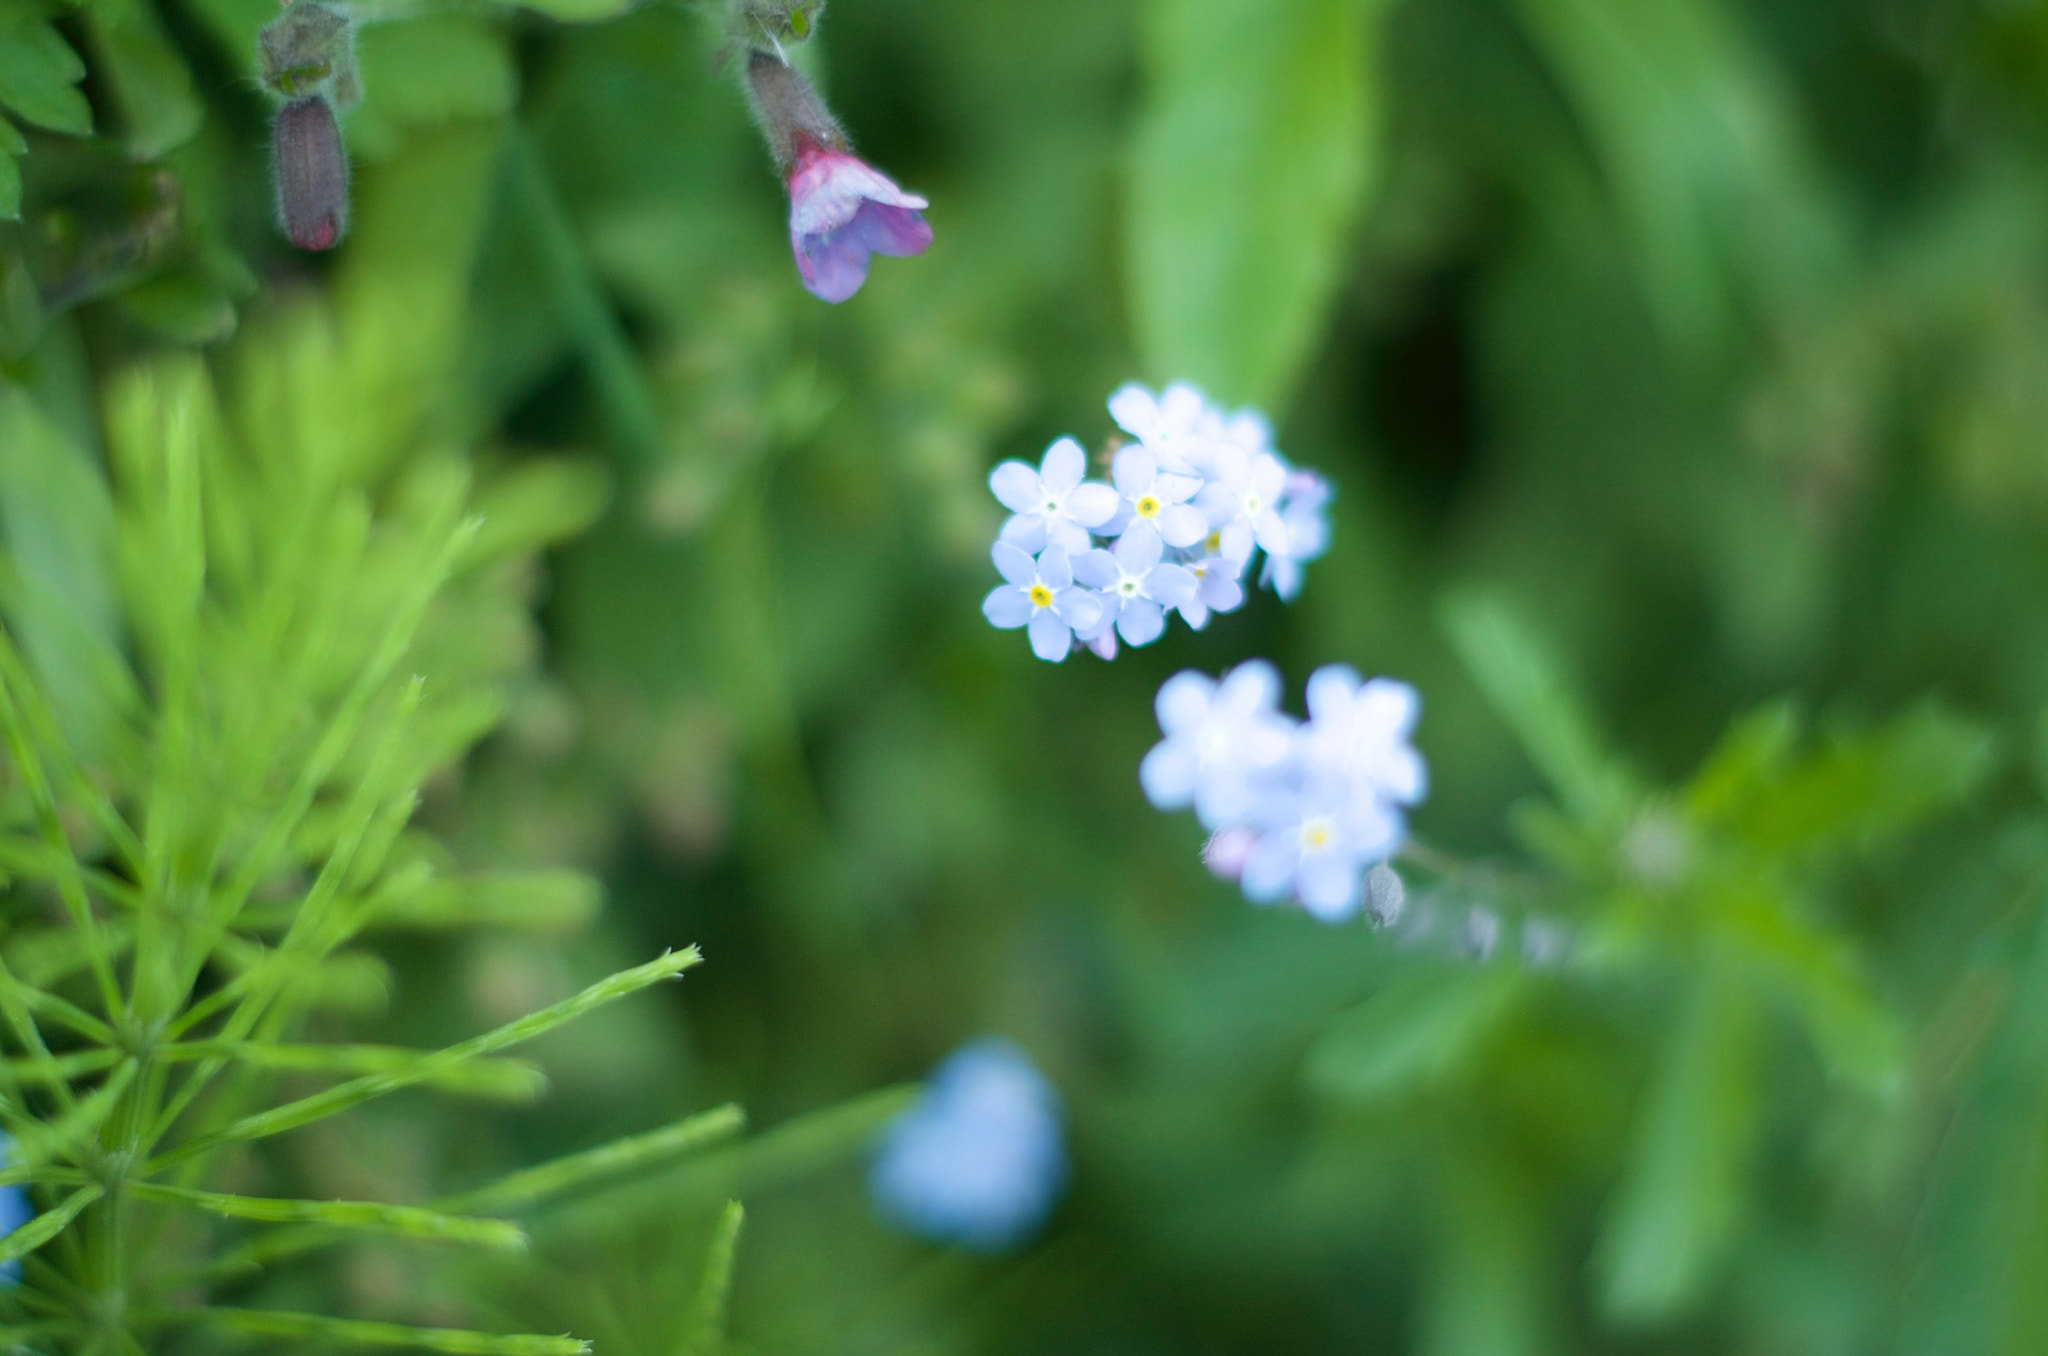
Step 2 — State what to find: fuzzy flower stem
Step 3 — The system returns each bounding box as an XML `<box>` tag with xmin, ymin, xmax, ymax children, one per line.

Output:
<box><xmin>743</xmin><ymin>49</ymin><xmax>843</xmax><ymax>169</ymax></box>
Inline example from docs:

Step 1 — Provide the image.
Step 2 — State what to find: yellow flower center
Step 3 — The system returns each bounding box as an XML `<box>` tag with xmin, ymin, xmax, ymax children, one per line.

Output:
<box><xmin>1203</xmin><ymin>531</ymin><xmax>1222</xmax><ymax>554</ymax></box>
<box><xmin>1302</xmin><ymin>820</ymin><xmax>1334</xmax><ymax>850</ymax></box>
<box><xmin>1135</xmin><ymin>495</ymin><xmax>1161</xmax><ymax>519</ymax></box>
<box><xmin>1028</xmin><ymin>583</ymin><xmax>1054</xmax><ymax>608</ymax></box>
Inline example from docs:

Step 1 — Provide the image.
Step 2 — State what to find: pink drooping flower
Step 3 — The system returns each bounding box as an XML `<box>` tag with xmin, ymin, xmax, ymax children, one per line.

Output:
<box><xmin>785</xmin><ymin>137</ymin><xmax>933</xmax><ymax>303</ymax></box>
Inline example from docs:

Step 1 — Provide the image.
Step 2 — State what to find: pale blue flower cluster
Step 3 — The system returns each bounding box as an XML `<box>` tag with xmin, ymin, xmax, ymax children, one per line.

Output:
<box><xmin>983</xmin><ymin>383</ymin><xmax>1333</xmax><ymax>661</ymax></box>
<box><xmin>1144</xmin><ymin>661</ymin><xmax>1428</xmax><ymax>922</ymax></box>
<box><xmin>870</xmin><ymin>1039</ymin><xmax>1067</xmax><ymax>1252</ymax></box>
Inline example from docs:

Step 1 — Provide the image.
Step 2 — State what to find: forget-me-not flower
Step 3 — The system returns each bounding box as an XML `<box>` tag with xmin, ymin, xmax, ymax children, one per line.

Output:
<box><xmin>983</xmin><ymin>543</ymin><xmax>1103</xmax><ymax>662</ymax></box>
<box><xmin>1108</xmin><ymin>382</ymin><xmax>1219</xmax><ymax>477</ymax></box>
<box><xmin>990</xmin><ymin>437</ymin><xmax>1121</xmax><ymax>557</ymax></box>
<box><xmin>870</xmin><ymin>1039</ymin><xmax>1067</xmax><ymax>1252</ymax></box>
<box><xmin>1139</xmin><ymin>660</ymin><xmax>1296</xmax><ymax>828</ymax></box>
<box><xmin>1073</xmin><ymin>522</ymin><xmax>1197</xmax><ymax>648</ymax></box>
<box><xmin>1175</xmin><ymin>550</ymin><xmax>1246</xmax><ymax>630</ymax></box>
<box><xmin>1241</xmin><ymin>777</ymin><xmax>1404</xmax><ymax>922</ymax></box>
<box><xmin>1298</xmin><ymin>666</ymin><xmax>1428</xmax><ymax>811</ymax></box>
<box><xmin>1109</xmin><ymin>445</ymin><xmax>1207</xmax><ymax>549</ymax></box>
<box><xmin>1261</xmin><ymin>470</ymin><xmax>1333</xmax><ymax>602</ymax></box>
<box><xmin>1196</xmin><ymin>442</ymin><xmax>1292</xmax><ymax>566</ymax></box>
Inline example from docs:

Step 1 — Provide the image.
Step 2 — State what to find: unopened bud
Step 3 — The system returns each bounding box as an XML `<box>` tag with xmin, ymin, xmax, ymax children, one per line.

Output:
<box><xmin>272</xmin><ymin>97</ymin><xmax>349</xmax><ymax>251</ymax></box>
<box><xmin>1462</xmin><ymin>907</ymin><xmax>1501</xmax><ymax>961</ymax></box>
<box><xmin>1365</xmin><ymin>863</ymin><xmax>1406</xmax><ymax>928</ymax></box>
<box><xmin>259</xmin><ymin>1</ymin><xmax>357</xmax><ymax>105</ymax></box>
<box><xmin>744</xmin><ymin>49</ymin><xmax>844</xmax><ymax>169</ymax></box>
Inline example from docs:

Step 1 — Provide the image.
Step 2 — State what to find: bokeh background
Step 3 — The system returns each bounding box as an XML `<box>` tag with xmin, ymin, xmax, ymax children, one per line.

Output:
<box><xmin>8</xmin><ymin>0</ymin><xmax>2048</xmax><ymax>1349</ymax></box>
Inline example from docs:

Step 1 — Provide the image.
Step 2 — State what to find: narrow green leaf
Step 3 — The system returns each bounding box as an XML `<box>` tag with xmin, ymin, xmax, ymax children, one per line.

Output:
<box><xmin>372</xmin><ymin>870</ymin><xmax>603</xmax><ymax>936</ymax></box>
<box><xmin>152</xmin><ymin>949</ymin><xmax>699</xmax><ymax>1168</ymax></box>
<box><xmin>678</xmin><ymin>1201</ymin><xmax>745</xmax><ymax>1356</ymax></box>
<box><xmin>1439</xmin><ymin>589</ymin><xmax>1634</xmax><ymax>824</ymax></box>
<box><xmin>0</xmin><ymin>143</ymin><xmax>18</xmax><ymax>220</ymax></box>
<box><xmin>1594</xmin><ymin>962</ymin><xmax>1758</xmax><ymax>1322</ymax></box>
<box><xmin>1126</xmin><ymin>0</ymin><xmax>1388</xmax><ymax>407</ymax></box>
<box><xmin>1304</xmin><ymin>967</ymin><xmax>1523</xmax><ymax>1104</ymax></box>
<box><xmin>0</xmin><ymin>1184</ymin><xmax>103</xmax><ymax>1268</ymax></box>
<box><xmin>83</xmin><ymin>0</ymin><xmax>201</xmax><ymax>158</ymax></box>
<box><xmin>125</xmin><ymin>1182</ymin><xmax>526</xmax><ymax>1251</ymax></box>
<box><xmin>159</xmin><ymin>1307</ymin><xmax>588</xmax><ymax>1355</ymax></box>
<box><xmin>0</xmin><ymin>1047</ymin><xmax>122</xmax><ymax>1085</ymax></box>
<box><xmin>0</xmin><ymin>15</ymin><xmax>92</xmax><ymax>134</ymax></box>
<box><xmin>440</xmin><ymin>1104</ymin><xmax>745</xmax><ymax>1214</ymax></box>
<box><xmin>541</xmin><ymin>1087</ymin><xmax>916</xmax><ymax>1237</ymax></box>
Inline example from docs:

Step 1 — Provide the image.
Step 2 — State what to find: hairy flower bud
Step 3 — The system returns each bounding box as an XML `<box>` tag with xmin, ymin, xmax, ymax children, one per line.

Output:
<box><xmin>1365</xmin><ymin>863</ymin><xmax>1406</xmax><ymax>928</ymax></box>
<box><xmin>272</xmin><ymin>97</ymin><xmax>349</xmax><ymax>251</ymax></box>
<box><xmin>259</xmin><ymin>1</ymin><xmax>358</xmax><ymax>106</ymax></box>
<box><xmin>745</xmin><ymin>54</ymin><xmax>931</xmax><ymax>302</ymax></box>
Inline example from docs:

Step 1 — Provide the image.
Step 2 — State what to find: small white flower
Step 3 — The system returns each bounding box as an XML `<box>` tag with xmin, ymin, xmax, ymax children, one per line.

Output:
<box><xmin>1195</xmin><ymin>442</ymin><xmax>1291</xmax><ymax>565</ymax></box>
<box><xmin>1073</xmin><ymin>522</ymin><xmax>1197</xmax><ymax>648</ymax></box>
<box><xmin>1241</xmin><ymin>778</ymin><xmax>1404</xmax><ymax>923</ymax></box>
<box><xmin>1110</xmin><ymin>445</ymin><xmax>1207</xmax><ymax>549</ymax></box>
<box><xmin>1175</xmin><ymin>551</ymin><xmax>1245</xmax><ymax>630</ymax></box>
<box><xmin>982</xmin><ymin>543</ymin><xmax>1103</xmax><ymax>663</ymax></box>
<box><xmin>1260</xmin><ymin>470</ymin><xmax>1333</xmax><ymax>601</ymax></box>
<box><xmin>1139</xmin><ymin>661</ymin><xmax>1296</xmax><ymax>829</ymax></box>
<box><xmin>990</xmin><ymin>437</ymin><xmax>1120</xmax><ymax>556</ymax></box>
<box><xmin>1108</xmin><ymin>381</ymin><xmax>1220</xmax><ymax>477</ymax></box>
<box><xmin>1298</xmin><ymin>666</ymin><xmax>1428</xmax><ymax>808</ymax></box>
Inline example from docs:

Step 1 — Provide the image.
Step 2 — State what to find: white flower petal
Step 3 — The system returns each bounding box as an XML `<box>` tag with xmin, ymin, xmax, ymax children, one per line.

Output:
<box><xmin>992</xmin><ymin>541</ymin><xmax>1037</xmax><ymax>587</ymax></box>
<box><xmin>1112</xmin><ymin>446</ymin><xmax>1155</xmax><ymax>500</ymax></box>
<box><xmin>1072</xmin><ymin>548</ymin><xmax>1119</xmax><ymax>590</ymax></box>
<box><xmin>1240</xmin><ymin>833</ymin><xmax>1298</xmax><ymax>902</ymax></box>
<box><xmin>1067</xmin><ymin>483</ymin><xmax>1120</xmax><ymax>527</ymax></box>
<box><xmin>1158</xmin><ymin>504</ymin><xmax>1209</xmax><ymax>549</ymax></box>
<box><xmin>1117</xmin><ymin>599</ymin><xmax>1165</xmax><ymax>647</ymax></box>
<box><xmin>1148</xmin><ymin>563</ymin><xmax>1198</xmax><ymax>610</ymax></box>
<box><xmin>1040</xmin><ymin>437</ymin><xmax>1087</xmax><ymax>496</ymax></box>
<box><xmin>983</xmin><ymin>585</ymin><xmax>1031</xmax><ymax>629</ymax></box>
<box><xmin>1038</xmin><ymin>544</ymin><xmax>1073</xmax><ymax>591</ymax></box>
<box><xmin>1296</xmin><ymin>854</ymin><xmax>1363</xmax><ymax>921</ymax></box>
<box><xmin>1053</xmin><ymin>587</ymin><xmax>1102</xmax><ymax>633</ymax></box>
<box><xmin>990</xmin><ymin>462</ymin><xmax>1041</xmax><ymax>514</ymax></box>
<box><xmin>1116</xmin><ymin>521</ymin><xmax>1164</xmax><ymax>573</ymax></box>
<box><xmin>998</xmin><ymin>513</ymin><xmax>1049</xmax><ymax>555</ymax></box>
<box><xmin>1027</xmin><ymin>610</ymin><xmax>1072</xmax><ymax>662</ymax></box>
<box><xmin>1305</xmin><ymin>666</ymin><xmax>1363</xmax><ymax>725</ymax></box>
<box><xmin>1139</xmin><ymin>740</ymin><xmax>1199</xmax><ymax>808</ymax></box>
<box><xmin>1156</xmin><ymin>672</ymin><xmax>1215</xmax><ymax>735</ymax></box>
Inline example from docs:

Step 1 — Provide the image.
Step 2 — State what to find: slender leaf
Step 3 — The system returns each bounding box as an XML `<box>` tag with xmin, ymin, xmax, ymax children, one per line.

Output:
<box><xmin>125</xmin><ymin>1182</ymin><xmax>526</xmax><ymax>1250</ymax></box>
<box><xmin>160</xmin><ymin>1307</ymin><xmax>589</xmax><ymax>1355</ymax></box>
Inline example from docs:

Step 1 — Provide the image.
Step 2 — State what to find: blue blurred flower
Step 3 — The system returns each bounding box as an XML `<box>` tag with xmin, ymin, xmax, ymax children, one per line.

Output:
<box><xmin>1261</xmin><ymin>470</ymin><xmax>1333</xmax><ymax>602</ymax></box>
<box><xmin>1297</xmin><ymin>666</ymin><xmax>1428</xmax><ymax>812</ymax></box>
<box><xmin>871</xmin><ymin>1040</ymin><xmax>1068</xmax><ymax>1252</ymax></box>
<box><xmin>0</xmin><ymin>1136</ymin><xmax>29</xmax><ymax>1284</ymax></box>
<box><xmin>1108</xmin><ymin>382</ymin><xmax>1219</xmax><ymax>478</ymax></box>
<box><xmin>1108</xmin><ymin>445</ymin><xmax>1208</xmax><ymax>549</ymax></box>
<box><xmin>1241</xmin><ymin>776</ymin><xmax>1405</xmax><ymax>922</ymax></box>
<box><xmin>1140</xmin><ymin>661</ymin><xmax>1296</xmax><ymax>829</ymax></box>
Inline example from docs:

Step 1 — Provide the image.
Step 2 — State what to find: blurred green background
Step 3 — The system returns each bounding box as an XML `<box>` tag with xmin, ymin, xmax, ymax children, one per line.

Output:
<box><xmin>9</xmin><ymin>0</ymin><xmax>2048</xmax><ymax>1349</ymax></box>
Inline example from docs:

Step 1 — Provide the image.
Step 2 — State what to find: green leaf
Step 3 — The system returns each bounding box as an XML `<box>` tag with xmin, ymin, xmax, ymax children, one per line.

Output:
<box><xmin>1507</xmin><ymin>0</ymin><xmax>1845</xmax><ymax>352</ymax></box>
<box><xmin>347</xmin><ymin>17</ymin><xmax>517</xmax><ymax>162</ymax></box>
<box><xmin>159</xmin><ymin>1307</ymin><xmax>589</xmax><ymax>1355</ymax></box>
<box><xmin>1594</xmin><ymin>961</ymin><xmax>1759</xmax><ymax>1323</ymax></box>
<box><xmin>1439</xmin><ymin>589</ymin><xmax>1635</xmax><ymax>823</ymax></box>
<box><xmin>678</xmin><ymin>1201</ymin><xmax>745</xmax><ymax>1356</ymax></box>
<box><xmin>0</xmin><ymin>388</ymin><xmax>128</xmax><ymax>765</ymax></box>
<box><xmin>0</xmin><ymin>14</ymin><xmax>91</xmax><ymax>134</ymax></box>
<box><xmin>126</xmin><ymin>1182</ymin><xmax>527</xmax><ymax>1250</ymax></box>
<box><xmin>0</xmin><ymin>142</ymin><xmax>18</xmax><ymax>220</ymax></box>
<box><xmin>462</xmin><ymin>461</ymin><xmax>612</xmax><ymax>568</ymax></box>
<box><xmin>1303</xmin><ymin>967</ymin><xmax>1523</xmax><ymax>1104</ymax></box>
<box><xmin>372</xmin><ymin>870</ymin><xmax>604</xmax><ymax>936</ymax></box>
<box><xmin>84</xmin><ymin>0</ymin><xmax>202</xmax><ymax>158</ymax></box>
<box><xmin>1125</xmin><ymin>0</ymin><xmax>1388</xmax><ymax>407</ymax></box>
